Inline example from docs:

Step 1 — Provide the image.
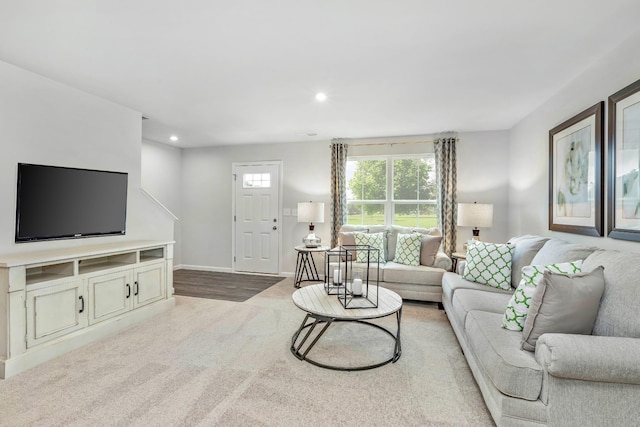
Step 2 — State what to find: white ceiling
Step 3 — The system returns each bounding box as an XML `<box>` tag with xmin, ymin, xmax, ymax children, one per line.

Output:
<box><xmin>1</xmin><ymin>1</ymin><xmax>640</xmax><ymax>148</ymax></box>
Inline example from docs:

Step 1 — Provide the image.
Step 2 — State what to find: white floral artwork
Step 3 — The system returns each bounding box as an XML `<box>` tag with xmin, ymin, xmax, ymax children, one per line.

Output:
<box><xmin>555</xmin><ymin>126</ymin><xmax>592</xmax><ymax>218</ymax></box>
<box><xmin>549</xmin><ymin>102</ymin><xmax>603</xmax><ymax>236</ymax></box>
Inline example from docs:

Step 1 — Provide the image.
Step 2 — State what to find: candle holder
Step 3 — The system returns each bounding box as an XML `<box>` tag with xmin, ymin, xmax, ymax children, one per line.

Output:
<box><xmin>334</xmin><ymin>244</ymin><xmax>379</xmax><ymax>309</ymax></box>
<box><xmin>324</xmin><ymin>248</ymin><xmax>345</xmax><ymax>295</ymax></box>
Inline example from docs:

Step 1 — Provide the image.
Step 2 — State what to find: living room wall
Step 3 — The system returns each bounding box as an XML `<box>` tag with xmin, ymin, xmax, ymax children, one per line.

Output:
<box><xmin>141</xmin><ymin>139</ymin><xmax>183</xmax><ymax>265</ymax></box>
<box><xmin>176</xmin><ymin>130</ymin><xmax>509</xmax><ymax>274</ymax></box>
<box><xmin>179</xmin><ymin>141</ymin><xmax>330</xmax><ymax>274</ymax></box>
<box><xmin>508</xmin><ymin>28</ymin><xmax>640</xmax><ymax>252</ymax></box>
<box><xmin>0</xmin><ymin>60</ymin><xmax>174</xmax><ymax>256</ymax></box>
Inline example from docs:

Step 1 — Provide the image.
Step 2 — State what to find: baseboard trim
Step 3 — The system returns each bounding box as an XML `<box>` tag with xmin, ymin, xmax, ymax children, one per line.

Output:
<box><xmin>174</xmin><ymin>264</ymin><xmax>232</xmax><ymax>273</ymax></box>
<box><xmin>174</xmin><ymin>265</ymin><xmax>294</xmax><ymax>278</ymax></box>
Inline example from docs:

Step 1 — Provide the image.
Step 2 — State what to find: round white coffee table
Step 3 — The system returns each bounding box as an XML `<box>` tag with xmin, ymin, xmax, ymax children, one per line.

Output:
<box><xmin>290</xmin><ymin>283</ymin><xmax>403</xmax><ymax>371</ymax></box>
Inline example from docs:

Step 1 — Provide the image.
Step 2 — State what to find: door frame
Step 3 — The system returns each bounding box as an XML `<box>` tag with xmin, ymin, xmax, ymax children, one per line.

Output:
<box><xmin>231</xmin><ymin>160</ymin><xmax>283</xmax><ymax>275</ymax></box>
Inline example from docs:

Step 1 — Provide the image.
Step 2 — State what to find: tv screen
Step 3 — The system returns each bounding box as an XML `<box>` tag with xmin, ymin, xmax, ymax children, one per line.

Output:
<box><xmin>15</xmin><ymin>163</ymin><xmax>128</xmax><ymax>242</ymax></box>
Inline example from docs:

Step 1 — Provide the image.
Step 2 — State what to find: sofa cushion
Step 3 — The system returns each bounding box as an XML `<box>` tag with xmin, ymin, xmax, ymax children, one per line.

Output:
<box><xmin>463</xmin><ymin>241</ymin><xmax>515</xmax><ymax>290</ymax></box>
<box><xmin>387</xmin><ymin>225</ymin><xmax>439</xmax><ymax>260</ymax></box>
<box><xmin>341</xmin><ymin>225</ymin><xmax>388</xmax><ymax>259</ymax></box>
<box><xmin>521</xmin><ymin>267</ymin><xmax>605</xmax><ymax>351</ymax></box>
<box><xmin>442</xmin><ymin>272</ymin><xmax>512</xmax><ymax>308</ymax></box>
<box><xmin>354</xmin><ymin>232</ymin><xmax>385</xmax><ymax>263</ymax></box>
<box><xmin>354</xmin><ymin>262</ymin><xmax>383</xmax><ymax>283</ymax></box>
<box><xmin>465</xmin><ymin>310</ymin><xmax>543</xmax><ymax>401</ymax></box>
<box><xmin>393</xmin><ymin>233</ymin><xmax>422</xmax><ymax>266</ymax></box>
<box><xmin>582</xmin><ymin>250</ymin><xmax>640</xmax><ymax>337</ymax></box>
<box><xmin>419</xmin><ymin>235</ymin><xmax>443</xmax><ymax>267</ymax></box>
<box><xmin>502</xmin><ymin>260</ymin><xmax>583</xmax><ymax>331</ymax></box>
<box><xmin>451</xmin><ymin>288</ymin><xmax>512</xmax><ymax>331</ymax></box>
<box><xmin>338</xmin><ymin>230</ymin><xmax>360</xmax><ymax>247</ymax></box>
<box><xmin>337</xmin><ymin>231</ymin><xmax>361</xmax><ymax>260</ymax></box>
<box><xmin>506</xmin><ymin>235</ymin><xmax>550</xmax><ymax>287</ymax></box>
<box><xmin>529</xmin><ymin>238</ymin><xmax>596</xmax><ymax>267</ymax></box>
<box><xmin>382</xmin><ymin>261</ymin><xmax>444</xmax><ymax>286</ymax></box>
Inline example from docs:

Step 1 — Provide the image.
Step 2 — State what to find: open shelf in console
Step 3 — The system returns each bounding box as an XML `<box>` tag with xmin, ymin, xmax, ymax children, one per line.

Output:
<box><xmin>78</xmin><ymin>251</ymin><xmax>137</xmax><ymax>275</ymax></box>
<box><xmin>140</xmin><ymin>247</ymin><xmax>165</xmax><ymax>262</ymax></box>
<box><xmin>26</xmin><ymin>261</ymin><xmax>75</xmax><ymax>285</ymax></box>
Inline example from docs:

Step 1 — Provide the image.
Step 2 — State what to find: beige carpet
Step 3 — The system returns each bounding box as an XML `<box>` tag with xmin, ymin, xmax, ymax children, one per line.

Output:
<box><xmin>0</xmin><ymin>278</ymin><xmax>493</xmax><ymax>426</ymax></box>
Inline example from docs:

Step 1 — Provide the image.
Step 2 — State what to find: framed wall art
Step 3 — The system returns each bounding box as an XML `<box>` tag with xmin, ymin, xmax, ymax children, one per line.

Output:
<box><xmin>608</xmin><ymin>78</ymin><xmax>640</xmax><ymax>241</ymax></box>
<box><xmin>549</xmin><ymin>102</ymin><xmax>604</xmax><ymax>236</ymax></box>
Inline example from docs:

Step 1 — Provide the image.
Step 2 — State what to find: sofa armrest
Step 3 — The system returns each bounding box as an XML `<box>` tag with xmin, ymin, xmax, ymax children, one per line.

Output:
<box><xmin>535</xmin><ymin>333</ymin><xmax>640</xmax><ymax>385</ymax></box>
<box><xmin>433</xmin><ymin>252</ymin><xmax>452</xmax><ymax>271</ymax></box>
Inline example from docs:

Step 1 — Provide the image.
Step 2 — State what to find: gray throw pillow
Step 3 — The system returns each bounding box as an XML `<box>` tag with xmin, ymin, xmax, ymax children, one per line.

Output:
<box><xmin>419</xmin><ymin>235</ymin><xmax>442</xmax><ymax>267</ymax></box>
<box><xmin>521</xmin><ymin>266</ymin><xmax>605</xmax><ymax>352</ymax></box>
<box><xmin>507</xmin><ymin>235</ymin><xmax>550</xmax><ymax>288</ymax></box>
<box><xmin>529</xmin><ymin>239</ymin><xmax>596</xmax><ymax>267</ymax></box>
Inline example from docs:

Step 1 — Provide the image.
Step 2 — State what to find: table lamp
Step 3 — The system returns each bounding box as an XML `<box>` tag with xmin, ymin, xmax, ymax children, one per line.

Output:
<box><xmin>298</xmin><ymin>201</ymin><xmax>325</xmax><ymax>247</ymax></box>
<box><xmin>457</xmin><ymin>202</ymin><xmax>493</xmax><ymax>241</ymax></box>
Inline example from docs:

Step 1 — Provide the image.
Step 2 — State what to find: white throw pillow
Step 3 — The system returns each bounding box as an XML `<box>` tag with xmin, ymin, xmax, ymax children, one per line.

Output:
<box><xmin>502</xmin><ymin>260</ymin><xmax>583</xmax><ymax>331</ymax></box>
<box><xmin>354</xmin><ymin>232</ymin><xmax>385</xmax><ymax>263</ymax></box>
<box><xmin>462</xmin><ymin>241</ymin><xmax>515</xmax><ymax>290</ymax></box>
<box><xmin>393</xmin><ymin>233</ymin><xmax>422</xmax><ymax>266</ymax></box>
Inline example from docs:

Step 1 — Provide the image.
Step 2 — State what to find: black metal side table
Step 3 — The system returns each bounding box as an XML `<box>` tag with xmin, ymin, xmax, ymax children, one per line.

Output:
<box><xmin>294</xmin><ymin>245</ymin><xmax>329</xmax><ymax>288</ymax></box>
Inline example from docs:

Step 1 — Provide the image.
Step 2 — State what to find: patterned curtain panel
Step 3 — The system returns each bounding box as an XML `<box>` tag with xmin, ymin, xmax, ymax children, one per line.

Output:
<box><xmin>434</xmin><ymin>137</ymin><xmax>457</xmax><ymax>255</ymax></box>
<box><xmin>330</xmin><ymin>141</ymin><xmax>348</xmax><ymax>247</ymax></box>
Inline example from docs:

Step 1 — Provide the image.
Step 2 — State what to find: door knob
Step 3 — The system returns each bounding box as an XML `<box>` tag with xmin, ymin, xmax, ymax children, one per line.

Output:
<box><xmin>273</xmin><ymin>226</ymin><xmax>278</xmax><ymax>230</ymax></box>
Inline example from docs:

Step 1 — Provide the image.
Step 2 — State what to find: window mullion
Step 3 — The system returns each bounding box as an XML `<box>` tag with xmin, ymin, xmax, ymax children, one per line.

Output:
<box><xmin>386</xmin><ymin>157</ymin><xmax>393</xmax><ymax>225</ymax></box>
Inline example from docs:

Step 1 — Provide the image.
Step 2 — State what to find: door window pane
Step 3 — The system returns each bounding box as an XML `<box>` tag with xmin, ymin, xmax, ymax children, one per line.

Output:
<box><xmin>243</xmin><ymin>173</ymin><xmax>271</xmax><ymax>188</ymax></box>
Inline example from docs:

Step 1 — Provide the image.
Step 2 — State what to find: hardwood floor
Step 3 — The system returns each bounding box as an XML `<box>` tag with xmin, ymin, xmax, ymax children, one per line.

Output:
<box><xmin>173</xmin><ymin>270</ymin><xmax>285</xmax><ymax>302</ymax></box>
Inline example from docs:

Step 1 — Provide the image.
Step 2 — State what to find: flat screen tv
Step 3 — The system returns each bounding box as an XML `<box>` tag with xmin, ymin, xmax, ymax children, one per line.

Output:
<box><xmin>15</xmin><ymin>163</ymin><xmax>128</xmax><ymax>242</ymax></box>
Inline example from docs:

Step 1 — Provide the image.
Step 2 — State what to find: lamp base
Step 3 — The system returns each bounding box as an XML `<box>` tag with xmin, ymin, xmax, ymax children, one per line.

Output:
<box><xmin>303</xmin><ymin>233</ymin><xmax>321</xmax><ymax>248</ymax></box>
<box><xmin>303</xmin><ymin>224</ymin><xmax>321</xmax><ymax>248</ymax></box>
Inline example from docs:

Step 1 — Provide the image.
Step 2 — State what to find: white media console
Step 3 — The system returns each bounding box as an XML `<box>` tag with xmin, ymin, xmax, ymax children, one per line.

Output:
<box><xmin>0</xmin><ymin>240</ymin><xmax>174</xmax><ymax>379</ymax></box>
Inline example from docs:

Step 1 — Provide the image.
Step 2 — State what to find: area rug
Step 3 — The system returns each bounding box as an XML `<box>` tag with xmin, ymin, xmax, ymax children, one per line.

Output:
<box><xmin>0</xmin><ymin>278</ymin><xmax>494</xmax><ymax>426</ymax></box>
<box><xmin>173</xmin><ymin>270</ymin><xmax>284</xmax><ymax>302</ymax></box>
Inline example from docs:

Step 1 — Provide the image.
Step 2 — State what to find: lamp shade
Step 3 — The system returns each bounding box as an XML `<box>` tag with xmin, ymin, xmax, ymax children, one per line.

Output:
<box><xmin>457</xmin><ymin>203</ymin><xmax>493</xmax><ymax>228</ymax></box>
<box><xmin>298</xmin><ymin>202</ymin><xmax>325</xmax><ymax>223</ymax></box>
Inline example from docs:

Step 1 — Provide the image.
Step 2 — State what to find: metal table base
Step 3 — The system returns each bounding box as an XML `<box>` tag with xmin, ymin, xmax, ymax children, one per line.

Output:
<box><xmin>294</xmin><ymin>250</ymin><xmax>321</xmax><ymax>288</ymax></box>
<box><xmin>290</xmin><ymin>308</ymin><xmax>402</xmax><ymax>371</ymax></box>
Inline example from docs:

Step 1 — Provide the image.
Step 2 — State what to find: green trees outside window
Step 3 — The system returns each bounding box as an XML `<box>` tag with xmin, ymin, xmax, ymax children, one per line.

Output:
<box><xmin>346</xmin><ymin>156</ymin><xmax>437</xmax><ymax>228</ymax></box>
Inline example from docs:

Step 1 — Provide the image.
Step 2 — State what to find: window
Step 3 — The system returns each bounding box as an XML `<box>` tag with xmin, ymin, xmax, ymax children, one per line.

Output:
<box><xmin>346</xmin><ymin>155</ymin><xmax>437</xmax><ymax>228</ymax></box>
<box><xmin>243</xmin><ymin>173</ymin><xmax>271</xmax><ymax>188</ymax></box>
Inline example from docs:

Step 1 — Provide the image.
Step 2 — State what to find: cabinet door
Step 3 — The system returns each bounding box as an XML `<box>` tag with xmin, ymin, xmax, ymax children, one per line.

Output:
<box><xmin>133</xmin><ymin>262</ymin><xmax>166</xmax><ymax>309</ymax></box>
<box><xmin>26</xmin><ymin>280</ymin><xmax>86</xmax><ymax>348</ymax></box>
<box><xmin>88</xmin><ymin>270</ymin><xmax>132</xmax><ymax>325</ymax></box>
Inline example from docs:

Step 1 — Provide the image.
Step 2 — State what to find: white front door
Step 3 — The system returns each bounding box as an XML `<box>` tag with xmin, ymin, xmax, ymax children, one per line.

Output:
<box><xmin>233</xmin><ymin>163</ymin><xmax>281</xmax><ymax>274</ymax></box>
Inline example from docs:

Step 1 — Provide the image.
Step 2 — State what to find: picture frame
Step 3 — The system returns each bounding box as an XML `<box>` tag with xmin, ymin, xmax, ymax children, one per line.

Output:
<box><xmin>608</xmin><ymin>78</ymin><xmax>640</xmax><ymax>241</ymax></box>
<box><xmin>548</xmin><ymin>102</ymin><xmax>604</xmax><ymax>236</ymax></box>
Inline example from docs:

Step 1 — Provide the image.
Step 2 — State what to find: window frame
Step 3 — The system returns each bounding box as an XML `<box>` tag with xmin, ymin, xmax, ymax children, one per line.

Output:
<box><xmin>346</xmin><ymin>153</ymin><xmax>437</xmax><ymax>226</ymax></box>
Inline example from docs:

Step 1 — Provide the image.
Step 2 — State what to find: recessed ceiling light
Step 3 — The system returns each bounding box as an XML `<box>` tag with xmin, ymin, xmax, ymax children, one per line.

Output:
<box><xmin>170</xmin><ymin>135</ymin><xmax>179</xmax><ymax>142</ymax></box>
<box><xmin>315</xmin><ymin>92</ymin><xmax>327</xmax><ymax>102</ymax></box>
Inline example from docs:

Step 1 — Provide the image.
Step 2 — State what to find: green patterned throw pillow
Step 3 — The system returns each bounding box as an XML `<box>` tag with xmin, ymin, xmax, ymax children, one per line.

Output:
<box><xmin>393</xmin><ymin>233</ymin><xmax>422</xmax><ymax>266</ymax></box>
<box><xmin>463</xmin><ymin>241</ymin><xmax>515</xmax><ymax>290</ymax></box>
<box><xmin>354</xmin><ymin>232</ymin><xmax>385</xmax><ymax>263</ymax></box>
<box><xmin>502</xmin><ymin>260</ymin><xmax>583</xmax><ymax>331</ymax></box>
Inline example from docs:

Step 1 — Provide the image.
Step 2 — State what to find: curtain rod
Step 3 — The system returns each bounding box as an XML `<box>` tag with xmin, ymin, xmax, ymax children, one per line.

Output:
<box><xmin>346</xmin><ymin>140</ymin><xmax>430</xmax><ymax>147</ymax></box>
<box><xmin>333</xmin><ymin>138</ymin><xmax>458</xmax><ymax>147</ymax></box>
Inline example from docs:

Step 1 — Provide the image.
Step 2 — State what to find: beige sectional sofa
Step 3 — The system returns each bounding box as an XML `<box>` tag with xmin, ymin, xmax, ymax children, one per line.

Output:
<box><xmin>442</xmin><ymin>235</ymin><xmax>640</xmax><ymax>426</ymax></box>
<box><xmin>335</xmin><ymin>225</ymin><xmax>452</xmax><ymax>303</ymax></box>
